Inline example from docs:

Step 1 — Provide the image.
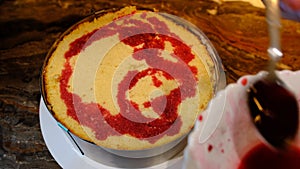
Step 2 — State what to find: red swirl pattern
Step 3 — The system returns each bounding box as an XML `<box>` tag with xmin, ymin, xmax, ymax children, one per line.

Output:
<box><xmin>59</xmin><ymin>11</ymin><xmax>199</xmax><ymax>143</ymax></box>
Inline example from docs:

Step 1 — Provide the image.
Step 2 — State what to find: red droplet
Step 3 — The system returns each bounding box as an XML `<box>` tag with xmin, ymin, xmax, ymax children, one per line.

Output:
<box><xmin>208</xmin><ymin>144</ymin><xmax>213</xmax><ymax>152</ymax></box>
<box><xmin>198</xmin><ymin>115</ymin><xmax>203</xmax><ymax>121</ymax></box>
<box><xmin>241</xmin><ymin>78</ymin><xmax>248</xmax><ymax>86</ymax></box>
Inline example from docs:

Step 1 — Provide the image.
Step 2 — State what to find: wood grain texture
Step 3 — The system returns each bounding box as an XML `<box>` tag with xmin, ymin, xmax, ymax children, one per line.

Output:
<box><xmin>0</xmin><ymin>0</ymin><xmax>300</xmax><ymax>168</ymax></box>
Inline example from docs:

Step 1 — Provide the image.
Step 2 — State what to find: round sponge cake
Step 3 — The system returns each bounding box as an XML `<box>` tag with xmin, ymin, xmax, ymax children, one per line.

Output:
<box><xmin>42</xmin><ymin>6</ymin><xmax>217</xmax><ymax>151</ymax></box>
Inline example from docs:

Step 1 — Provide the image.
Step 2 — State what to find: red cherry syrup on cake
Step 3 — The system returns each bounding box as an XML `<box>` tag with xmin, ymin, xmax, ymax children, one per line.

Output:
<box><xmin>59</xmin><ymin>11</ymin><xmax>200</xmax><ymax>143</ymax></box>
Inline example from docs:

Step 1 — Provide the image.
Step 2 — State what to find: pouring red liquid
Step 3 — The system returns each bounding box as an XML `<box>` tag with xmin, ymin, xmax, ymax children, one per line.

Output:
<box><xmin>248</xmin><ymin>78</ymin><xmax>299</xmax><ymax>148</ymax></box>
<box><xmin>244</xmin><ymin>77</ymin><xmax>300</xmax><ymax>169</ymax></box>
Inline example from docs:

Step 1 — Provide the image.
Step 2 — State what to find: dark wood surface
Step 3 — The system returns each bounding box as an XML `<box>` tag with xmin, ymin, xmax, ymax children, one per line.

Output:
<box><xmin>1</xmin><ymin>0</ymin><xmax>300</xmax><ymax>168</ymax></box>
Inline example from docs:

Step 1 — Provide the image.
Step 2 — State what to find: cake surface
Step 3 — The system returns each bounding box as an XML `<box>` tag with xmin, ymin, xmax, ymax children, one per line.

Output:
<box><xmin>183</xmin><ymin>70</ymin><xmax>300</xmax><ymax>169</ymax></box>
<box><xmin>42</xmin><ymin>6</ymin><xmax>215</xmax><ymax>150</ymax></box>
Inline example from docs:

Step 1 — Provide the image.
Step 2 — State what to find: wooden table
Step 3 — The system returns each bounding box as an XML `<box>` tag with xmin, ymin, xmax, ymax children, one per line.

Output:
<box><xmin>1</xmin><ymin>0</ymin><xmax>300</xmax><ymax>168</ymax></box>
